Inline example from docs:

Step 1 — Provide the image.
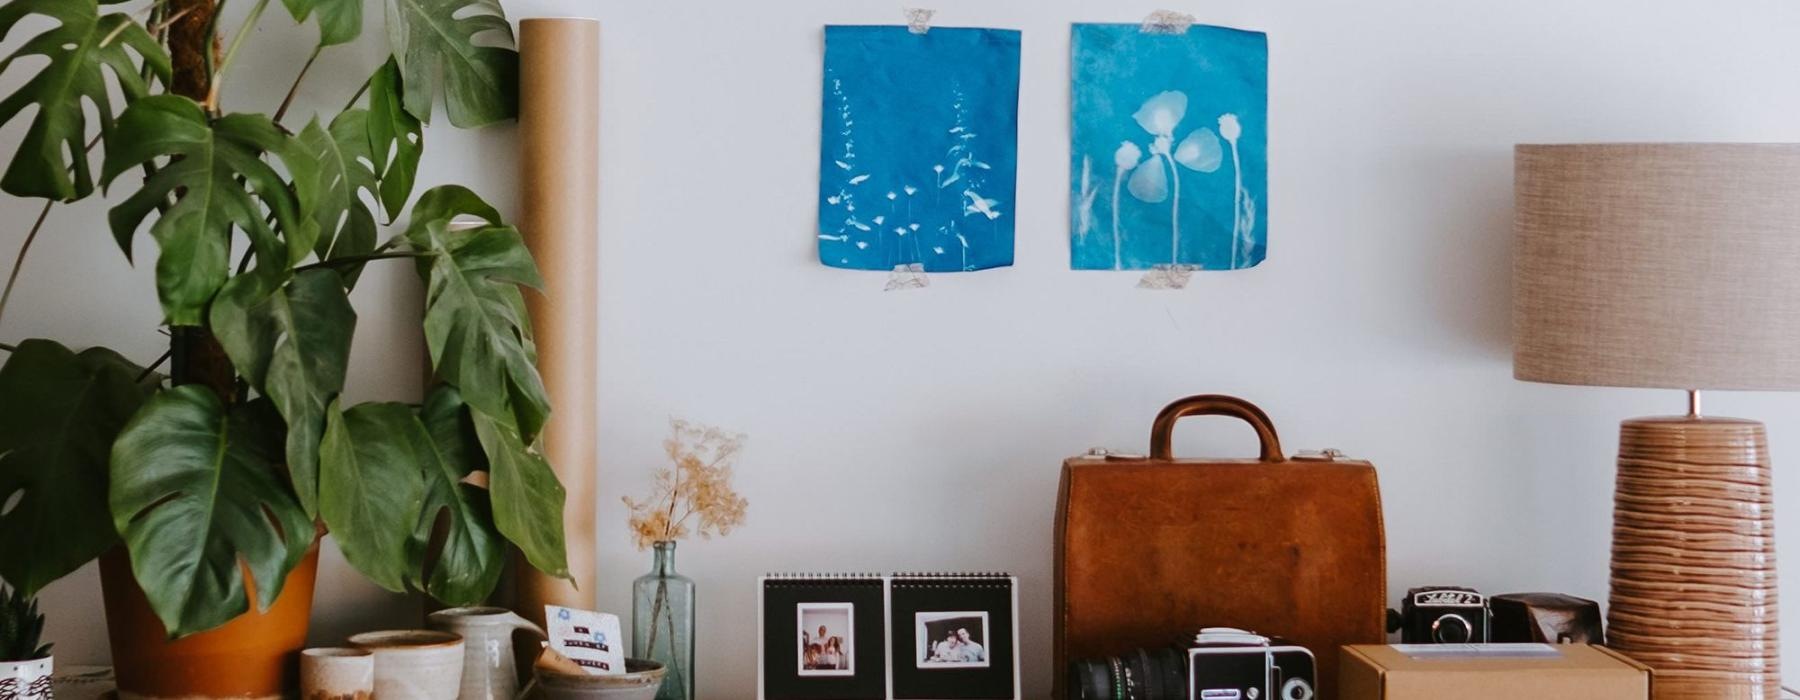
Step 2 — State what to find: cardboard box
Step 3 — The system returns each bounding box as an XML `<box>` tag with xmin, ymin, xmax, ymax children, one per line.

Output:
<box><xmin>1339</xmin><ymin>644</ymin><xmax>1651</xmax><ymax>699</ymax></box>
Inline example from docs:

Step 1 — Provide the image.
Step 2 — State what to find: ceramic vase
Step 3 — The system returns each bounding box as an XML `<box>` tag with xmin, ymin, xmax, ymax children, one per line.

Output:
<box><xmin>0</xmin><ymin>656</ymin><xmax>53</xmax><ymax>699</ymax></box>
<box><xmin>632</xmin><ymin>542</ymin><xmax>694</xmax><ymax>700</ymax></box>
<box><xmin>100</xmin><ymin>543</ymin><xmax>320</xmax><ymax>699</ymax></box>
<box><xmin>427</xmin><ymin>606</ymin><xmax>546</xmax><ymax>700</ymax></box>
<box><xmin>299</xmin><ymin>648</ymin><xmax>372</xmax><ymax>700</ymax></box>
<box><xmin>534</xmin><ymin>658</ymin><xmax>667</xmax><ymax>700</ymax></box>
<box><xmin>347</xmin><ymin>630</ymin><xmax>464</xmax><ymax>700</ymax></box>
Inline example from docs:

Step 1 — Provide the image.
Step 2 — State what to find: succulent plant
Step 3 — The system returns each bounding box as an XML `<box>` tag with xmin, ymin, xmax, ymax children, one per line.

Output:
<box><xmin>0</xmin><ymin>585</ymin><xmax>50</xmax><ymax>662</ymax></box>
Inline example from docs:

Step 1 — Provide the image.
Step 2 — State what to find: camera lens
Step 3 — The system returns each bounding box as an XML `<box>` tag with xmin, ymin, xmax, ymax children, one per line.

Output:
<box><xmin>1070</xmin><ymin>649</ymin><xmax>1188</xmax><ymax>700</ymax></box>
<box><xmin>1130</xmin><ymin>649</ymin><xmax>1160</xmax><ymax>699</ymax></box>
<box><xmin>1069</xmin><ymin>659</ymin><xmax>1111</xmax><ymax>700</ymax></box>
<box><xmin>1282</xmin><ymin>678</ymin><xmax>1315</xmax><ymax>700</ymax></box>
<box><xmin>1432</xmin><ymin>614</ymin><xmax>1473</xmax><ymax>643</ymax></box>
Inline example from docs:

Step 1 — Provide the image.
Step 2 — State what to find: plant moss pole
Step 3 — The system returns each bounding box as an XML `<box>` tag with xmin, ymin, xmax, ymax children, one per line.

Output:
<box><xmin>163</xmin><ymin>0</ymin><xmax>237</xmax><ymax>399</ymax></box>
<box><xmin>516</xmin><ymin>18</ymin><xmax>600</xmax><ymax>622</ymax></box>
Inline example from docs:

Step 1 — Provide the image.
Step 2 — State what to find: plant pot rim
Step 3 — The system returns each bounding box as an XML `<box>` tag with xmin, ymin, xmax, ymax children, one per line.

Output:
<box><xmin>537</xmin><ymin>658</ymin><xmax>665</xmax><ymax>688</ymax></box>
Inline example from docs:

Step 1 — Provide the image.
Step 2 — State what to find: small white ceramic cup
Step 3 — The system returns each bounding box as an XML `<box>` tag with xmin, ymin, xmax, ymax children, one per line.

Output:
<box><xmin>347</xmin><ymin>630</ymin><xmax>464</xmax><ymax>700</ymax></box>
<box><xmin>0</xmin><ymin>656</ymin><xmax>53</xmax><ymax>700</ymax></box>
<box><xmin>300</xmin><ymin>647</ymin><xmax>373</xmax><ymax>700</ymax></box>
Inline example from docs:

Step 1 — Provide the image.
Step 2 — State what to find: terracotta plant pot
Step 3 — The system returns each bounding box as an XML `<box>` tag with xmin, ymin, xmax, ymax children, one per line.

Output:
<box><xmin>100</xmin><ymin>542</ymin><xmax>321</xmax><ymax>700</ymax></box>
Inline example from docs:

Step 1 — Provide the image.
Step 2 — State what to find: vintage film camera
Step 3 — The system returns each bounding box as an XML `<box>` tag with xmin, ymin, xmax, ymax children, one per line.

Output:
<box><xmin>1069</xmin><ymin>628</ymin><xmax>1316</xmax><ymax>700</ymax></box>
<box><xmin>1395</xmin><ymin>586</ymin><xmax>1490</xmax><ymax>644</ymax></box>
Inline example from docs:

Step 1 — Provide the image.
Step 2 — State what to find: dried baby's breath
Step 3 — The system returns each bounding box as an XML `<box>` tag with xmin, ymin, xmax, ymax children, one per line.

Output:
<box><xmin>623</xmin><ymin>418</ymin><xmax>749</xmax><ymax>551</ymax></box>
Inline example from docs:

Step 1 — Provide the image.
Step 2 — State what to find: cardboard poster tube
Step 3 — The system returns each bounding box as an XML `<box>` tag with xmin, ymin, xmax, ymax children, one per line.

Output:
<box><xmin>516</xmin><ymin>17</ymin><xmax>600</xmax><ymax>622</ymax></box>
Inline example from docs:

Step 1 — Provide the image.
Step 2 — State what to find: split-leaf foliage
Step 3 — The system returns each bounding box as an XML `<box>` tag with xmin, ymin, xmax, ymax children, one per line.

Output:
<box><xmin>0</xmin><ymin>0</ymin><xmax>568</xmax><ymax>638</ymax></box>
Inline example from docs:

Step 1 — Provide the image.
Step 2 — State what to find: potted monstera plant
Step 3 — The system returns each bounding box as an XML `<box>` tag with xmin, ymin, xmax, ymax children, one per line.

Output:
<box><xmin>0</xmin><ymin>0</ymin><xmax>570</xmax><ymax>696</ymax></box>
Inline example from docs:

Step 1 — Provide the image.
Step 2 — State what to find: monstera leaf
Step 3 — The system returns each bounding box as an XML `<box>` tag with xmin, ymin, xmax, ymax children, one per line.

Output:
<box><xmin>412</xmin><ymin>386</ymin><xmax>504</xmax><ymax>604</ymax></box>
<box><xmin>0</xmin><ymin>0</ymin><xmax>168</xmax><ymax>201</ymax></box>
<box><xmin>384</xmin><ymin>0</ymin><xmax>519</xmax><ymax>127</ymax></box>
<box><xmin>109</xmin><ymin>388</ymin><xmax>314</xmax><ymax>637</ymax></box>
<box><xmin>406</xmin><ymin>186</ymin><xmax>550</xmax><ymax>443</ymax></box>
<box><xmin>0</xmin><ymin>340</ymin><xmax>150</xmax><ymax>596</ymax></box>
<box><xmin>210</xmin><ymin>269</ymin><xmax>356</xmax><ymax>518</ymax></box>
<box><xmin>319</xmin><ymin>401</ymin><xmax>426</xmax><ymax>593</ymax></box>
<box><xmin>298</xmin><ymin>113</ymin><xmax>379</xmax><ymax>279</ymax></box>
<box><xmin>101</xmin><ymin>97</ymin><xmax>320</xmax><ymax>326</ymax></box>
<box><xmin>470</xmin><ymin>409</ymin><xmax>568</xmax><ymax>581</ymax></box>
<box><xmin>282</xmin><ymin>0</ymin><xmax>363</xmax><ymax>47</ymax></box>
<box><xmin>367</xmin><ymin>59</ymin><xmax>423</xmax><ymax>218</ymax></box>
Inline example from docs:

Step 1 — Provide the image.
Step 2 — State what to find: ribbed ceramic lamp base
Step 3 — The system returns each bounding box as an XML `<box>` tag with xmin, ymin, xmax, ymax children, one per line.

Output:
<box><xmin>1608</xmin><ymin>416</ymin><xmax>1779</xmax><ymax>699</ymax></box>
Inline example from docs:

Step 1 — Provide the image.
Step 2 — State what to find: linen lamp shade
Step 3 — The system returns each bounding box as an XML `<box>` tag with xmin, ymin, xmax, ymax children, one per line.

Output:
<box><xmin>1512</xmin><ymin>142</ymin><xmax>1800</xmax><ymax>699</ymax></box>
<box><xmin>1514</xmin><ymin>143</ymin><xmax>1800</xmax><ymax>390</ymax></box>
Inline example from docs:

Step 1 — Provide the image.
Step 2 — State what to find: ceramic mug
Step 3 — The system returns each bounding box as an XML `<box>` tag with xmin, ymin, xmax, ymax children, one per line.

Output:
<box><xmin>300</xmin><ymin>647</ymin><xmax>373</xmax><ymax>700</ymax></box>
<box><xmin>0</xmin><ymin>656</ymin><xmax>53</xmax><ymax>699</ymax></box>
<box><xmin>346</xmin><ymin>630</ymin><xmax>464</xmax><ymax>700</ymax></box>
<box><xmin>426</xmin><ymin>606</ymin><xmax>547</xmax><ymax>700</ymax></box>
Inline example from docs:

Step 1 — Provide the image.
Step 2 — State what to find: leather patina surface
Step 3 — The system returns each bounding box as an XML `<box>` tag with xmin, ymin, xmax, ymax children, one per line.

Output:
<box><xmin>1054</xmin><ymin>395</ymin><xmax>1387</xmax><ymax>698</ymax></box>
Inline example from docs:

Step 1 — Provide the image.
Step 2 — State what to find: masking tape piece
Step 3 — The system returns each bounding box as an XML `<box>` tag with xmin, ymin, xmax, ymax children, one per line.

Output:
<box><xmin>1141</xmin><ymin>10</ymin><xmax>1196</xmax><ymax>34</ymax></box>
<box><xmin>905</xmin><ymin>8</ymin><xmax>936</xmax><ymax>34</ymax></box>
<box><xmin>1137</xmin><ymin>264</ymin><xmax>1194</xmax><ymax>289</ymax></box>
<box><xmin>886</xmin><ymin>263</ymin><xmax>931</xmax><ymax>291</ymax></box>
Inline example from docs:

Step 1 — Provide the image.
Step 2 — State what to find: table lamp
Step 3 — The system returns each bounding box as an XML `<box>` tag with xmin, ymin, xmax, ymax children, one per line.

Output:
<box><xmin>1514</xmin><ymin>143</ymin><xmax>1800</xmax><ymax>698</ymax></box>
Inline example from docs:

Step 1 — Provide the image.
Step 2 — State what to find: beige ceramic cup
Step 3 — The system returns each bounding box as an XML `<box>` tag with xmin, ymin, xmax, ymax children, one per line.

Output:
<box><xmin>300</xmin><ymin>647</ymin><xmax>373</xmax><ymax>700</ymax></box>
<box><xmin>347</xmin><ymin>630</ymin><xmax>464</xmax><ymax>700</ymax></box>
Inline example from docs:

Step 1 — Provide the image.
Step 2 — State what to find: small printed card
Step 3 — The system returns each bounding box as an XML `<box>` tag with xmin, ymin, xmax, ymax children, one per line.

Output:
<box><xmin>546</xmin><ymin>605</ymin><xmax>627</xmax><ymax>675</ymax></box>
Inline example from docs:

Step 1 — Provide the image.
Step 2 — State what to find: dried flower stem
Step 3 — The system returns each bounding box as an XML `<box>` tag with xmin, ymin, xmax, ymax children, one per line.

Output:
<box><xmin>625</xmin><ymin>419</ymin><xmax>748</xmax><ymax>550</ymax></box>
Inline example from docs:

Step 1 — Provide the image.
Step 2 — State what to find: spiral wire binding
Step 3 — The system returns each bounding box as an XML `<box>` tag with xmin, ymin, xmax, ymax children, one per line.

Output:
<box><xmin>891</xmin><ymin>572</ymin><xmax>1014</xmax><ymax>588</ymax></box>
<box><xmin>764</xmin><ymin>572</ymin><xmax>885</xmax><ymax>586</ymax></box>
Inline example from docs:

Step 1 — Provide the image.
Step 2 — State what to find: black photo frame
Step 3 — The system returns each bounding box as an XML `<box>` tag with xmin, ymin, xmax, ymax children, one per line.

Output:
<box><xmin>761</xmin><ymin>575</ymin><xmax>888</xmax><ymax>700</ymax></box>
<box><xmin>889</xmin><ymin>574</ymin><xmax>1020</xmax><ymax>700</ymax></box>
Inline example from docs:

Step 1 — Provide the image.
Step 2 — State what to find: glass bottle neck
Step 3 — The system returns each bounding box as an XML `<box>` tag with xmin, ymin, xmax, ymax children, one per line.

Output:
<box><xmin>652</xmin><ymin>541</ymin><xmax>677</xmax><ymax>576</ymax></box>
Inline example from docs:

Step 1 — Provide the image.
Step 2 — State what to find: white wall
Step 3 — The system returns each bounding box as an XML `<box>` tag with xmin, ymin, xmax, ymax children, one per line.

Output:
<box><xmin>9</xmin><ymin>0</ymin><xmax>1800</xmax><ymax>696</ymax></box>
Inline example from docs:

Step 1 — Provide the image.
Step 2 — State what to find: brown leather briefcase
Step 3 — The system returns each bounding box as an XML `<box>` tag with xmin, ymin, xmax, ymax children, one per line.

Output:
<box><xmin>1054</xmin><ymin>395</ymin><xmax>1387</xmax><ymax>698</ymax></box>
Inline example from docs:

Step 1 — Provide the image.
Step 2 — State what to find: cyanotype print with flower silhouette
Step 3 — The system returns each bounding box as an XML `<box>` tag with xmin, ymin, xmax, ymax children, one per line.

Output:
<box><xmin>1071</xmin><ymin>24</ymin><xmax>1268</xmax><ymax>271</ymax></box>
<box><xmin>818</xmin><ymin>26</ymin><xmax>1021</xmax><ymax>272</ymax></box>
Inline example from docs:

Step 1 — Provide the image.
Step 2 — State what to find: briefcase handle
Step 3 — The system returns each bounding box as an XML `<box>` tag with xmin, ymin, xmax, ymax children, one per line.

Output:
<box><xmin>1149</xmin><ymin>394</ymin><xmax>1285</xmax><ymax>462</ymax></box>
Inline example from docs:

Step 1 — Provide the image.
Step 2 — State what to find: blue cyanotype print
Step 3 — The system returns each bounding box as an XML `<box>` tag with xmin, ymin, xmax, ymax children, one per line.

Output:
<box><xmin>1070</xmin><ymin>24</ymin><xmax>1268</xmax><ymax>271</ymax></box>
<box><xmin>819</xmin><ymin>26</ymin><xmax>1021</xmax><ymax>272</ymax></box>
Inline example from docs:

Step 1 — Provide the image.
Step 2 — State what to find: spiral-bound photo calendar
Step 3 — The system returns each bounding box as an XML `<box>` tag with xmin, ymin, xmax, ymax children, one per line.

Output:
<box><xmin>758</xmin><ymin>573</ymin><xmax>1021</xmax><ymax>700</ymax></box>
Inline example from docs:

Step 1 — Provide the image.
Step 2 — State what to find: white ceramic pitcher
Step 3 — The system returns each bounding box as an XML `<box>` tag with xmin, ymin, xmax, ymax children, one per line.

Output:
<box><xmin>428</xmin><ymin>606</ymin><xmax>547</xmax><ymax>700</ymax></box>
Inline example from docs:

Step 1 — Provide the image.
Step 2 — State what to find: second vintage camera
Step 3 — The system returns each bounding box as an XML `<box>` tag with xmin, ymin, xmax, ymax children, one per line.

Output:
<box><xmin>1395</xmin><ymin>586</ymin><xmax>1490</xmax><ymax>644</ymax></box>
<box><xmin>1070</xmin><ymin>628</ymin><xmax>1316</xmax><ymax>700</ymax></box>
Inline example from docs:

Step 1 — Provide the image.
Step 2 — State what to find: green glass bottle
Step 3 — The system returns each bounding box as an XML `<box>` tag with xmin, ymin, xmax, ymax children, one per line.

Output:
<box><xmin>633</xmin><ymin>541</ymin><xmax>695</xmax><ymax>700</ymax></box>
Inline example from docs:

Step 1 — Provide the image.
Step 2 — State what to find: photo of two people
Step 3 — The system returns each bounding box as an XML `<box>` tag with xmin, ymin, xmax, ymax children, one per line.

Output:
<box><xmin>916</xmin><ymin>611</ymin><xmax>991</xmax><ymax>669</ymax></box>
